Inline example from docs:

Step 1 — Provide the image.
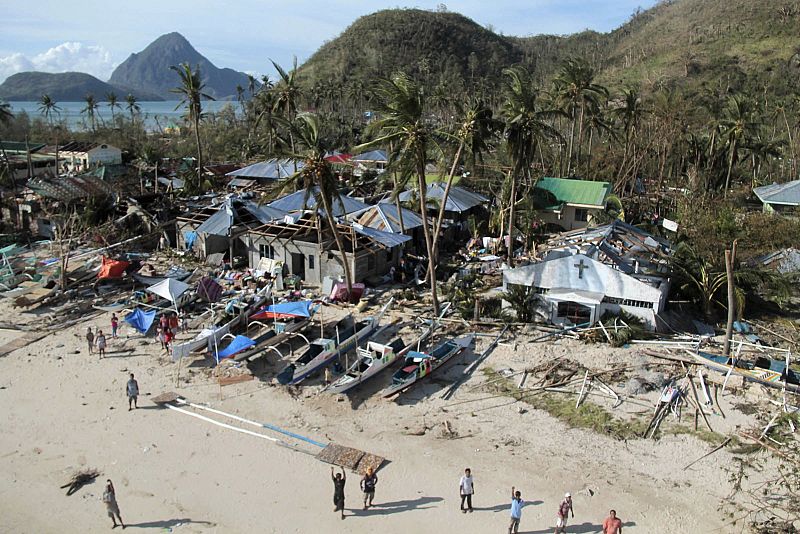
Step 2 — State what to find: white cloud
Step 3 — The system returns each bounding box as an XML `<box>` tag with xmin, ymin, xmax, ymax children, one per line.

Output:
<box><xmin>0</xmin><ymin>42</ymin><xmax>117</xmax><ymax>83</ymax></box>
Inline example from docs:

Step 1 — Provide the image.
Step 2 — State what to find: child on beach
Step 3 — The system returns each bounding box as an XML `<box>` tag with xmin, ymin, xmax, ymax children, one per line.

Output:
<box><xmin>110</xmin><ymin>313</ymin><xmax>119</xmax><ymax>338</ymax></box>
<box><xmin>86</xmin><ymin>327</ymin><xmax>95</xmax><ymax>354</ymax></box>
<box><xmin>96</xmin><ymin>330</ymin><xmax>107</xmax><ymax>358</ymax></box>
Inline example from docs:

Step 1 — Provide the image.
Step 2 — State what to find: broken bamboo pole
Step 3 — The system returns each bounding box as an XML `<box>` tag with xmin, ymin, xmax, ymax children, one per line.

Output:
<box><xmin>688</xmin><ymin>375</ymin><xmax>714</xmax><ymax>433</ymax></box>
<box><xmin>683</xmin><ymin>437</ymin><xmax>732</xmax><ymax>470</ymax></box>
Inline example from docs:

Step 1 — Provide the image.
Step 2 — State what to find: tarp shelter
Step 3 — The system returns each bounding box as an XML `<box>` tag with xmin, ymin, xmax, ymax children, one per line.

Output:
<box><xmin>197</xmin><ymin>276</ymin><xmax>223</xmax><ymax>303</ymax></box>
<box><xmin>330</xmin><ymin>282</ymin><xmax>365</xmax><ymax>303</ymax></box>
<box><xmin>251</xmin><ymin>300</ymin><xmax>313</xmax><ymax>320</ymax></box>
<box><xmin>98</xmin><ymin>256</ymin><xmax>130</xmax><ymax>279</ymax></box>
<box><xmin>147</xmin><ymin>278</ymin><xmax>191</xmax><ymax>304</ymax></box>
<box><xmin>124</xmin><ymin>308</ymin><xmax>156</xmax><ymax>334</ymax></box>
<box><xmin>215</xmin><ymin>335</ymin><xmax>255</xmax><ymax>360</ymax></box>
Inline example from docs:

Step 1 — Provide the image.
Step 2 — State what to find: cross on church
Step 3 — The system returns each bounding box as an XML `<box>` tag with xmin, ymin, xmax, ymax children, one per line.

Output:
<box><xmin>574</xmin><ymin>259</ymin><xmax>588</xmax><ymax>279</ymax></box>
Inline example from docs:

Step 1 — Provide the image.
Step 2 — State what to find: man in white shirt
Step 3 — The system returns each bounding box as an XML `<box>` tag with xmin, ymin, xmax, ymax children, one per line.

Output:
<box><xmin>459</xmin><ymin>468</ymin><xmax>474</xmax><ymax>513</ymax></box>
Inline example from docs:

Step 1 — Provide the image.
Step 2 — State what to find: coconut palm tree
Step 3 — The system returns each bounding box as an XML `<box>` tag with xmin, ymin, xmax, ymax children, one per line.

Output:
<box><xmin>274</xmin><ymin>112</ymin><xmax>354</xmax><ymax>294</ymax></box>
<box><xmin>553</xmin><ymin>58</ymin><xmax>608</xmax><ymax>175</ymax></box>
<box><xmin>270</xmin><ymin>57</ymin><xmax>301</xmax><ymax>154</ymax></box>
<box><xmin>719</xmin><ymin>95</ymin><xmax>760</xmax><ymax>197</ymax></box>
<box><xmin>357</xmin><ymin>72</ymin><xmax>445</xmax><ymax>314</ymax></box>
<box><xmin>502</xmin><ymin>66</ymin><xmax>560</xmax><ymax>267</ymax></box>
<box><xmin>170</xmin><ymin>62</ymin><xmax>214</xmax><ymax>182</ymax></box>
<box><xmin>612</xmin><ymin>88</ymin><xmax>647</xmax><ymax>194</ymax></box>
<box><xmin>106</xmin><ymin>92</ymin><xmax>120</xmax><ymax>124</ymax></box>
<box><xmin>37</xmin><ymin>94</ymin><xmax>61</xmax><ymax>125</ymax></box>
<box><xmin>433</xmin><ymin>98</ymin><xmax>499</xmax><ymax>260</ymax></box>
<box><xmin>125</xmin><ymin>94</ymin><xmax>141</xmax><ymax>123</ymax></box>
<box><xmin>0</xmin><ymin>99</ymin><xmax>12</xmax><ymax>124</ymax></box>
<box><xmin>81</xmin><ymin>94</ymin><xmax>99</xmax><ymax>132</ymax></box>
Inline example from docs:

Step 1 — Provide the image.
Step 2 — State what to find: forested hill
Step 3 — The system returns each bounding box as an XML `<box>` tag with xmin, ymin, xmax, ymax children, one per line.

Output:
<box><xmin>299</xmin><ymin>1</ymin><xmax>800</xmax><ymax>97</ymax></box>
<box><xmin>299</xmin><ymin>9</ymin><xmax>522</xmax><ymax>90</ymax></box>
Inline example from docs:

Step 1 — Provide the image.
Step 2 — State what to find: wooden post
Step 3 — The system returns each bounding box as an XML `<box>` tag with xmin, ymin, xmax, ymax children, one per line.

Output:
<box><xmin>473</xmin><ymin>298</ymin><xmax>480</xmax><ymax>323</ymax></box>
<box><xmin>722</xmin><ymin>240</ymin><xmax>738</xmax><ymax>357</ymax></box>
<box><xmin>694</xmin><ymin>409</ymin><xmax>699</xmax><ymax>431</ymax></box>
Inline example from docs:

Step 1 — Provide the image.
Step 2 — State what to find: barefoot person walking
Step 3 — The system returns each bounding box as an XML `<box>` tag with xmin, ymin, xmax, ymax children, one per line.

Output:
<box><xmin>96</xmin><ymin>330</ymin><xmax>107</xmax><ymax>359</ymax></box>
<box><xmin>86</xmin><ymin>327</ymin><xmax>95</xmax><ymax>354</ymax></box>
<box><xmin>555</xmin><ymin>493</ymin><xmax>574</xmax><ymax>534</ymax></box>
<box><xmin>360</xmin><ymin>467</ymin><xmax>378</xmax><ymax>509</ymax></box>
<box><xmin>508</xmin><ymin>486</ymin><xmax>524</xmax><ymax>534</ymax></box>
<box><xmin>459</xmin><ymin>468</ymin><xmax>474</xmax><ymax>513</ymax></box>
<box><xmin>331</xmin><ymin>466</ymin><xmax>346</xmax><ymax>520</ymax></box>
<box><xmin>102</xmin><ymin>479</ymin><xmax>125</xmax><ymax>529</ymax></box>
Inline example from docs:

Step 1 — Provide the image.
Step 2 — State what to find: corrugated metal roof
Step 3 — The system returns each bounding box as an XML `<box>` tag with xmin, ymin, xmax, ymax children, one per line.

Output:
<box><xmin>226</xmin><ymin>158</ymin><xmax>304</xmax><ymax>180</ymax></box>
<box><xmin>363</xmin><ymin>202</ymin><xmax>424</xmax><ymax>233</ymax></box>
<box><xmin>534</xmin><ymin>177</ymin><xmax>610</xmax><ymax>208</ymax></box>
<box><xmin>195</xmin><ymin>203</ymin><xmax>234</xmax><ymax>236</ymax></box>
<box><xmin>195</xmin><ymin>198</ymin><xmax>288</xmax><ymax>236</ymax></box>
<box><xmin>268</xmin><ymin>188</ymin><xmax>370</xmax><ymax>217</ymax></box>
<box><xmin>227</xmin><ymin>178</ymin><xmax>256</xmax><ymax>188</ymax></box>
<box><xmin>26</xmin><ymin>174</ymin><xmax>114</xmax><ymax>201</ymax></box>
<box><xmin>753</xmin><ymin>180</ymin><xmax>800</xmax><ymax>206</ymax></box>
<box><xmin>352</xmin><ymin>223</ymin><xmax>411</xmax><ymax>248</ymax></box>
<box><xmin>351</xmin><ymin>149</ymin><xmax>388</xmax><ymax>162</ymax></box>
<box><xmin>398</xmin><ymin>183</ymin><xmax>488</xmax><ymax>213</ymax></box>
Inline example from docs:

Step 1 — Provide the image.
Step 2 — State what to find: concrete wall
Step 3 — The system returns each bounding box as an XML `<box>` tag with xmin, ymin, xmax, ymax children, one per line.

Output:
<box><xmin>539</xmin><ymin>205</ymin><xmax>601</xmax><ymax>231</ymax></box>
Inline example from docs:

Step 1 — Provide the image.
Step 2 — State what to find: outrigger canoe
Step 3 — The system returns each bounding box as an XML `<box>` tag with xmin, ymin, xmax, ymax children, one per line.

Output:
<box><xmin>382</xmin><ymin>334</ymin><xmax>473</xmax><ymax>398</ymax></box>
<box><xmin>280</xmin><ymin>298</ymin><xmax>393</xmax><ymax>385</ymax></box>
<box><xmin>691</xmin><ymin>350</ymin><xmax>800</xmax><ymax>393</ymax></box>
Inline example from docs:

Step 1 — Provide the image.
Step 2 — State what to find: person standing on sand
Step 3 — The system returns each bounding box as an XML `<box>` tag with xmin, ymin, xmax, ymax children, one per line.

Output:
<box><xmin>168</xmin><ymin>313</ymin><xmax>179</xmax><ymax>336</ymax></box>
<box><xmin>96</xmin><ymin>330</ymin><xmax>107</xmax><ymax>359</ymax></box>
<box><xmin>110</xmin><ymin>313</ymin><xmax>119</xmax><ymax>338</ymax></box>
<box><xmin>555</xmin><ymin>493</ymin><xmax>574</xmax><ymax>534</ymax></box>
<box><xmin>360</xmin><ymin>467</ymin><xmax>378</xmax><ymax>509</ymax></box>
<box><xmin>603</xmin><ymin>509</ymin><xmax>623</xmax><ymax>534</ymax></box>
<box><xmin>508</xmin><ymin>486</ymin><xmax>524</xmax><ymax>534</ymax></box>
<box><xmin>102</xmin><ymin>479</ymin><xmax>125</xmax><ymax>529</ymax></box>
<box><xmin>331</xmin><ymin>466</ymin><xmax>346</xmax><ymax>519</ymax></box>
<box><xmin>459</xmin><ymin>468</ymin><xmax>474</xmax><ymax>513</ymax></box>
<box><xmin>86</xmin><ymin>327</ymin><xmax>95</xmax><ymax>354</ymax></box>
<box><xmin>126</xmin><ymin>374</ymin><xmax>139</xmax><ymax>410</ymax></box>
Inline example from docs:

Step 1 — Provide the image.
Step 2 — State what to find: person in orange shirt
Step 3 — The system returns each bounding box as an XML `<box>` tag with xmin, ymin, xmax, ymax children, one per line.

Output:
<box><xmin>603</xmin><ymin>509</ymin><xmax>623</xmax><ymax>534</ymax></box>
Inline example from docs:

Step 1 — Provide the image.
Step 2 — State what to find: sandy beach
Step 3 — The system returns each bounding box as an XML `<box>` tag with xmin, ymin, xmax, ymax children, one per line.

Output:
<box><xmin>0</xmin><ymin>304</ymin><xmax>760</xmax><ymax>533</ymax></box>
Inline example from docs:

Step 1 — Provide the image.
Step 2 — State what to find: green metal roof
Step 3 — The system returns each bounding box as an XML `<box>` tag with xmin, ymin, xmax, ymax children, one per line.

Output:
<box><xmin>534</xmin><ymin>177</ymin><xmax>610</xmax><ymax>209</ymax></box>
<box><xmin>0</xmin><ymin>141</ymin><xmax>46</xmax><ymax>153</ymax></box>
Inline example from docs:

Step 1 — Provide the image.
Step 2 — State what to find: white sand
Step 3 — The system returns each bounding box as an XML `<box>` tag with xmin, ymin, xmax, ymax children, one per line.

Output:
<box><xmin>0</xmin><ymin>304</ymin><xmax>758</xmax><ymax>533</ymax></box>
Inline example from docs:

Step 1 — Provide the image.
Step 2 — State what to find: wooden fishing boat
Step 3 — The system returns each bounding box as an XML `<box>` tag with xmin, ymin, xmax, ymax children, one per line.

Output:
<box><xmin>280</xmin><ymin>299</ymin><xmax>393</xmax><ymax>385</ymax></box>
<box><xmin>691</xmin><ymin>350</ymin><xmax>800</xmax><ymax>393</ymax></box>
<box><xmin>326</xmin><ymin>302</ymin><xmax>452</xmax><ymax>394</ymax></box>
<box><xmin>382</xmin><ymin>335</ymin><xmax>474</xmax><ymax>398</ymax></box>
<box><xmin>234</xmin><ymin>301</ymin><xmax>318</xmax><ymax>362</ymax></box>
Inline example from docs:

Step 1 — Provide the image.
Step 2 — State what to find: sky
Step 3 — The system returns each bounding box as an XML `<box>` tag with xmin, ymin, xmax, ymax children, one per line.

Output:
<box><xmin>0</xmin><ymin>0</ymin><xmax>659</xmax><ymax>83</ymax></box>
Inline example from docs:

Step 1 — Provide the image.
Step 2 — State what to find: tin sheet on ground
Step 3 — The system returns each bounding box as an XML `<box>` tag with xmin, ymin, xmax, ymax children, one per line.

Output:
<box><xmin>316</xmin><ymin>444</ymin><xmax>385</xmax><ymax>473</ymax></box>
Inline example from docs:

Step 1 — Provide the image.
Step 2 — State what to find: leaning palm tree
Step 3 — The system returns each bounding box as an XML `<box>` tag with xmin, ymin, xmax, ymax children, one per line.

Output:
<box><xmin>170</xmin><ymin>62</ymin><xmax>214</xmax><ymax>182</ymax></box>
<box><xmin>106</xmin><ymin>92</ymin><xmax>120</xmax><ymax>124</ymax></box>
<box><xmin>37</xmin><ymin>94</ymin><xmax>61</xmax><ymax>125</ymax></box>
<box><xmin>357</xmin><ymin>72</ymin><xmax>444</xmax><ymax>314</ymax></box>
<box><xmin>125</xmin><ymin>94</ymin><xmax>141</xmax><ymax>122</ymax></box>
<box><xmin>81</xmin><ymin>94</ymin><xmax>99</xmax><ymax>132</ymax></box>
<box><xmin>502</xmin><ymin>66</ymin><xmax>561</xmax><ymax>267</ymax></box>
<box><xmin>270</xmin><ymin>57</ymin><xmax>301</xmax><ymax>154</ymax></box>
<box><xmin>273</xmin><ymin>112</ymin><xmax>354</xmax><ymax>294</ymax></box>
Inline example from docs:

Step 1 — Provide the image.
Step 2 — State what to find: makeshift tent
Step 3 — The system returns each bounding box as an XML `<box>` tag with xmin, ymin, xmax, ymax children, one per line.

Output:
<box><xmin>147</xmin><ymin>278</ymin><xmax>191</xmax><ymax>303</ymax></box>
<box><xmin>330</xmin><ymin>282</ymin><xmax>365</xmax><ymax>303</ymax></box>
<box><xmin>124</xmin><ymin>308</ymin><xmax>156</xmax><ymax>334</ymax></box>
<box><xmin>197</xmin><ymin>276</ymin><xmax>223</xmax><ymax>303</ymax></box>
<box><xmin>215</xmin><ymin>335</ymin><xmax>255</xmax><ymax>360</ymax></box>
<box><xmin>98</xmin><ymin>256</ymin><xmax>130</xmax><ymax>279</ymax></box>
<box><xmin>251</xmin><ymin>300</ymin><xmax>313</xmax><ymax>320</ymax></box>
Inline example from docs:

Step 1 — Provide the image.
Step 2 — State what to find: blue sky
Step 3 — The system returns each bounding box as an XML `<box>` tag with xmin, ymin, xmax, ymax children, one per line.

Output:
<box><xmin>0</xmin><ymin>0</ymin><xmax>658</xmax><ymax>83</ymax></box>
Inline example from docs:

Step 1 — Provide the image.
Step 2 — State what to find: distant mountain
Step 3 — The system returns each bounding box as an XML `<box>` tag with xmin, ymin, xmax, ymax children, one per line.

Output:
<box><xmin>299</xmin><ymin>9</ymin><xmax>522</xmax><ymax>89</ymax></box>
<box><xmin>109</xmin><ymin>32</ymin><xmax>252</xmax><ymax>100</ymax></box>
<box><xmin>0</xmin><ymin>71</ymin><xmax>163</xmax><ymax>102</ymax></box>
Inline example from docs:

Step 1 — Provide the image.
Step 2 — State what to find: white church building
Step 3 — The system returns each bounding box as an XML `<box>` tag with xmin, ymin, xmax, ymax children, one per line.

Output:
<box><xmin>502</xmin><ymin>221</ymin><xmax>672</xmax><ymax>330</ymax></box>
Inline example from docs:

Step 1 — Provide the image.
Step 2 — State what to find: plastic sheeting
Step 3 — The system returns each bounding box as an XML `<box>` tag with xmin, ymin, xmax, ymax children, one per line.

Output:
<box><xmin>147</xmin><ymin>278</ymin><xmax>191</xmax><ymax>303</ymax></box>
<box><xmin>329</xmin><ymin>282</ymin><xmax>365</xmax><ymax>303</ymax></box>
<box><xmin>251</xmin><ymin>300</ymin><xmax>313</xmax><ymax>320</ymax></box>
<box><xmin>197</xmin><ymin>276</ymin><xmax>223</xmax><ymax>303</ymax></box>
<box><xmin>183</xmin><ymin>231</ymin><xmax>197</xmax><ymax>250</ymax></box>
<box><xmin>124</xmin><ymin>308</ymin><xmax>156</xmax><ymax>334</ymax></box>
<box><xmin>98</xmin><ymin>256</ymin><xmax>130</xmax><ymax>279</ymax></box>
<box><xmin>215</xmin><ymin>335</ymin><xmax>255</xmax><ymax>360</ymax></box>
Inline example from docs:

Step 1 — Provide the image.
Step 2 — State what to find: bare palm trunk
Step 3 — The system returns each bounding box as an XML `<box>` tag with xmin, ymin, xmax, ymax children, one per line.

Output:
<box><xmin>321</xmin><ymin>195</ymin><xmax>353</xmax><ymax>295</ymax></box>
<box><xmin>507</xmin><ymin>172</ymin><xmax>518</xmax><ymax>268</ymax></box>
<box><xmin>194</xmin><ymin>116</ymin><xmax>203</xmax><ymax>189</ymax></box>
<box><xmin>432</xmin><ymin>141</ymin><xmax>464</xmax><ymax>262</ymax></box>
<box><xmin>575</xmin><ymin>102</ymin><xmax>586</xmax><ymax>173</ymax></box>
<box><xmin>724</xmin><ymin>138</ymin><xmax>736</xmax><ymax>198</ymax></box>
<box><xmin>566</xmin><ymin>108</ymin><xmax>576</xmax><ymax>175</ymax></box>
<box><xmin>417</xmin><ymin>158</ymin><xmax>439</xmax><ymax>315</ymax></box>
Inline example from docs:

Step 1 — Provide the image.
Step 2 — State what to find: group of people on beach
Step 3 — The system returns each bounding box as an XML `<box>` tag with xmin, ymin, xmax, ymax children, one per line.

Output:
<box><xmin>156</xmin><ymin>312</ymin><xmax>185</xmax><ymax>352</ymax></box>
<box><xmin>330</xmin><ymin>466</ymin><xmax>624</xmax><ymax>533</ymax></box>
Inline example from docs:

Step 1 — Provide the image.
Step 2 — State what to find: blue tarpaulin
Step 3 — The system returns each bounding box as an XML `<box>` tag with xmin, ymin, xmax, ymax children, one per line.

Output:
<box><xmin>124</xmin><ymin>308</ymin><xmax>156</xmax><ymax>334</ymax></box>
<box><xmin>183</xmin><ymin>231</ymin><xmax>197</xmax><ymax>249</ymax></box>
<box><xmin>251</xmin><ymin>300</ymin><xmax>313</xmax><ymax>320</ymax></box>
<box><xmin>216</xmin><ymin>335</ymin><xmax>255</xmax><ymax>360</ymax></box>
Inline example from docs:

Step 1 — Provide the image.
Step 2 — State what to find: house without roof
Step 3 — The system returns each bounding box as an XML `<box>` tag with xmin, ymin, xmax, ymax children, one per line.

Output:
<box><xmin>533</xmin><ymin>177</ymin><xmax>611</xmax><ymax>231</ymax></box>
<box><xmin>53</xmin><ymin>141</ymin><xmax>122</xmax><ymax>173</ymax></box>
<box><xmin>502</xmin><ymin>220</ymin><xmax>672</xmax><ymax>330</ymax></box>
<box><xmin>753</xmin><ymin>180</ymin><xmax>800</xmax><ymax>214</ymax></box>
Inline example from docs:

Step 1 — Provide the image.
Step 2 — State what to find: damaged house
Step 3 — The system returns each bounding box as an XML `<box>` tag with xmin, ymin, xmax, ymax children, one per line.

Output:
<box><xmin>502</xmin><ymin>221</ymin><xmax>672</xmax><ymax>330</ymax></box>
